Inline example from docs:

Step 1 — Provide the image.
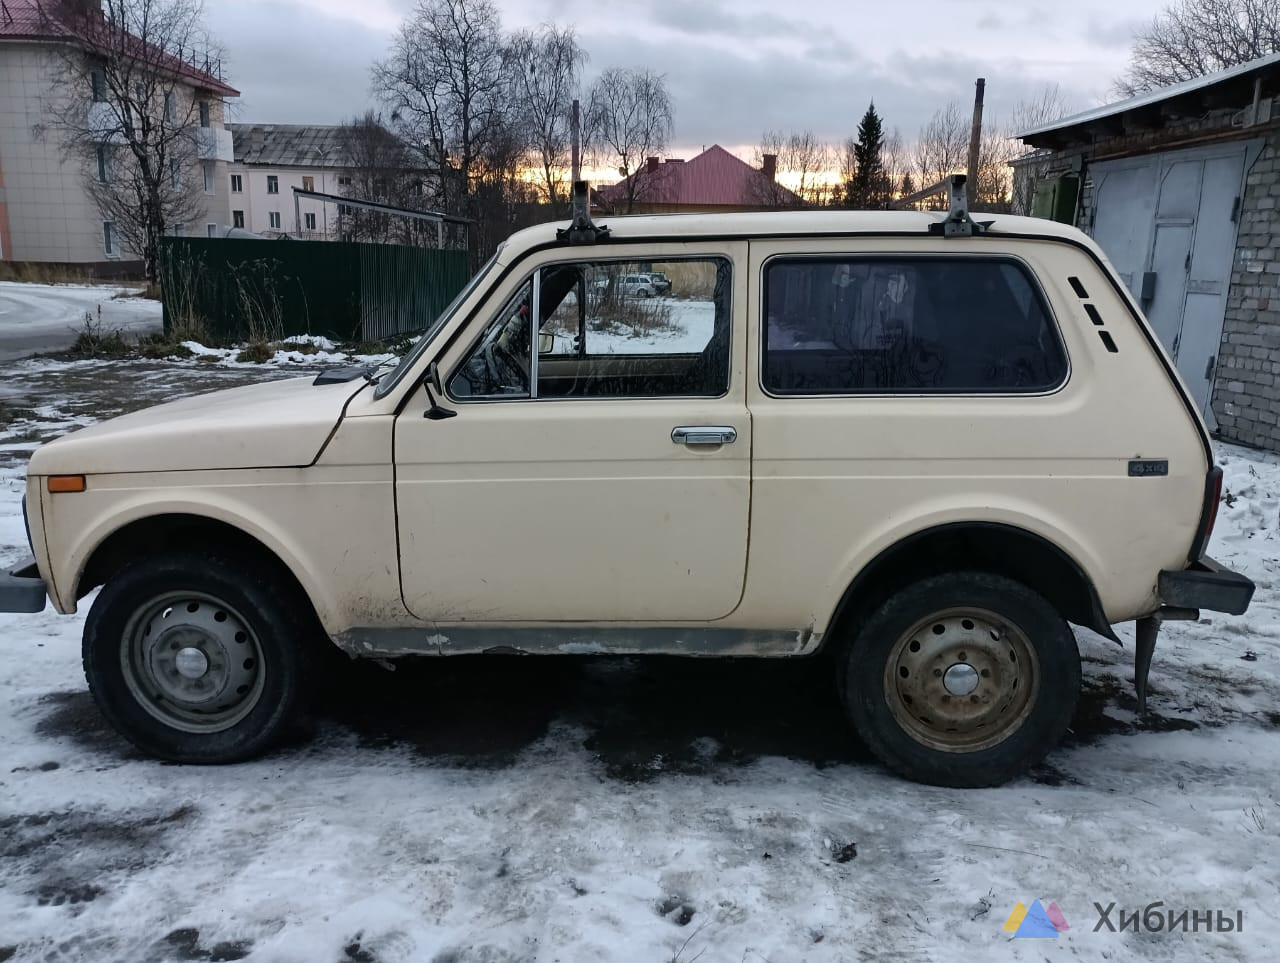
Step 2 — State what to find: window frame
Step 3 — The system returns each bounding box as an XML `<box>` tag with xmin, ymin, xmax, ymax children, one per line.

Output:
<box><xmin>268</xmin><ymin>211</ymin><xmax>281</xmax><ymax>229</ymax></box>
<box><xmin>232</xmin><ymin>210</ymin><xmax>245</xmax><ymax>229</ymax></box>
<box><xmin>445</xmin><ymin>254</ymin><xmax>734</xmax><ymax>405</ymax></box>
<box><xmin>304</xmin><ymin>212</ymin><xmax>317</xmax><ymax>231</ymax></box>
<box><xmin>202</xmin><ymin>161</ymin><xmax>215</xmax><ymax>195</ymax></box>
<box><xmin>266</xmin><ymin>175</ymin><xmax>279</xmax><ymax>195</ymax></box>
<box><xmin>103</xmin><ymin>221</ymin><xmax>117</xmax><ymax>257</ymax></box>
<box><xmin>758</xmin><ymin>252</ymin><xmax>1071</xmax><ymax>399</ymax></box>
<box><xmin>230</xmin><ymin>174</ymin><xmax>243</xmax><ymax>193</ymax></box>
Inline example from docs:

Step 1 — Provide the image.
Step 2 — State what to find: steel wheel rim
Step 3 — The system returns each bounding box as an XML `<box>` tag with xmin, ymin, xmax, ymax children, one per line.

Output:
<box><xmin>121</xmin><ymin>591</ymin><xmax>266</xmax><ymax>734</ymax></box>
<box><xmin>884</xmin><ymin>606</ymin><xmax>1040</xmax><ymax>753</ymax></box>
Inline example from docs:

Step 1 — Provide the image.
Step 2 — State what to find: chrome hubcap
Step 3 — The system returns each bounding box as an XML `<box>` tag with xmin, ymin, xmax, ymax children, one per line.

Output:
<box><xmin>885</xmin><ymin>607</ymin><xmax>1040</xmax><ymax>752</ymax></box>
<box><xmin>122</xmin><ymin>592</ymin><xmax>265</xmax><ymax>734</ymax></box>
<box><xmin>942</xmin><ymin>662</ymin><xmax>980</xmax><ymax>696</ymax></box>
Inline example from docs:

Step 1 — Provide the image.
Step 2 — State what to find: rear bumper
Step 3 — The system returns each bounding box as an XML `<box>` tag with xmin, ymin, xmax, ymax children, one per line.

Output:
<box><xmin>1158</xmin><ymin>556</ymin><xmax>1254</xmax><ymax>616</ymax></box>
<box><xmin>0</xmin><ymin>556</ymin><xmax>48</xmax><ymax>613</ymax></box>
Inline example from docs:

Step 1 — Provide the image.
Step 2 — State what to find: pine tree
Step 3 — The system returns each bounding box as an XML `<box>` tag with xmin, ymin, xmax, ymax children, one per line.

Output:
<box><xmin>845</xmin><ymin>102</ymin><xmax>886</xmax><ymax>209</ymax></box>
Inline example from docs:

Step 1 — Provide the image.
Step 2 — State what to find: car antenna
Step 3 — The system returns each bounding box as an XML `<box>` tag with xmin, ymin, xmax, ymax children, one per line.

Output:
<box><xmin>557</xmin><ymin>100</ymin><xmax>609</xmax><ymax>245</ymax></box>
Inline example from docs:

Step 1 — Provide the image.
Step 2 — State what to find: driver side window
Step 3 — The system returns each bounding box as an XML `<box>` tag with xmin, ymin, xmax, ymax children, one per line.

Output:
<box><xmin>449</xmin><ymin>280</ymin><xmax>534</xmax><ymax>399</ymax></box>
<box><xmin>448</xmin><ymin>256</ymin><xmax>731</xmax><ymax>402</ymax></box>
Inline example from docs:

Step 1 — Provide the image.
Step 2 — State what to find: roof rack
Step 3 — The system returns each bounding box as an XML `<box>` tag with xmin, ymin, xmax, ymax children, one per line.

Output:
<box><xmin>929</xmin><ymin>174</ymin><xmax>987</xmax><ymax>238</ymax></box>
<box><xmin>557</xmin><ymin>180</ymin><xmax>610</xmax><ymax>245</ymax></box>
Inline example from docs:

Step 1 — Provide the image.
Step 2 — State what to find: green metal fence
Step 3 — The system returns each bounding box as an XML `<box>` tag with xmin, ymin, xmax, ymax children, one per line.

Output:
<box><xmin>158</xmin><ymin>237</ymin><xmax>471</xmax><ymax>342</ymax></box>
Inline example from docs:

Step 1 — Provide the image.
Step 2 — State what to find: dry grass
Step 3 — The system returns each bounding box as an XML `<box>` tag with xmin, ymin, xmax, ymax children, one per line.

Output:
<box><xmin>655</xmin><ymin>261</ymin><xmax>718</xmax><ymax>299</ymax></box>
<box><xmin>0</xmin><ymin>261</ymin><xmax>93</xmax><ymax>285</ymax></box>
<box><xmin>235</xmin><ymin>340</ymin><xmax>275</xmax><ymax>364</ymax></box>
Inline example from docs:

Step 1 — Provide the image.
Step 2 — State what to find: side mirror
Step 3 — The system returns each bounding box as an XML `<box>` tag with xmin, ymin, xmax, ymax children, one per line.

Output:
<box><xmin>427</xmin><ymin>360</ymin><xmax>444</xmax><ymax>394</ymax></box>
<box><xmin>538</xmin><ymin>333</ymin><xmax>555</xmax><ymax>354</ymax></box>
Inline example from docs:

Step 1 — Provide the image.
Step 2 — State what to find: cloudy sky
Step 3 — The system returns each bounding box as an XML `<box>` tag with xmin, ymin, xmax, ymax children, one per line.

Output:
<box><xmin>206</xmin><ymin>0</ymin><xmax>1158</xmax><ymax>155</ymax></box>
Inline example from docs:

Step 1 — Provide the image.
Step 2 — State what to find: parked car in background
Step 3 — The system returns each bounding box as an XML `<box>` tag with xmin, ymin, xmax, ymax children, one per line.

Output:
<box><xmin>645</xmin><ymin>272</ymin><xmax>672</xmax><ymax>295</ymax></box>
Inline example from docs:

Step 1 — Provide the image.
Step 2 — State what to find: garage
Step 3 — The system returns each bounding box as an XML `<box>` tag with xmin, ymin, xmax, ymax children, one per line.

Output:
<box><xmin>1016</xmin><ymin>52</ymin><xmax>1280</xmax><ymax>449</ymax></box>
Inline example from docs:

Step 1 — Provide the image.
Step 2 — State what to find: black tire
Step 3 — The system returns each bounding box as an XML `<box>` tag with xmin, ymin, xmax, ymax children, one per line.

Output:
<box><xmin>83</xmin><ymin>550</ymin><xmax>311</xmax><ymax>763</ymax></box>
<box><xmin>841</xmin><ymin>572</ymin><xmax>1080</xmax><ymax>787</ymax></box>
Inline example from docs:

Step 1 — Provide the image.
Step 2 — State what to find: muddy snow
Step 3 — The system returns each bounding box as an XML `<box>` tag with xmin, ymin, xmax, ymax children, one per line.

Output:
<box><xmin>0</xmin><ymin>357</ymin><xmax>1278</xmax><ymax>962</ymax></box>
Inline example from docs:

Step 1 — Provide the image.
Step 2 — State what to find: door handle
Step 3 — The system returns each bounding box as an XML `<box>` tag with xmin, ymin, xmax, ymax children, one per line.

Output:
<box><xmin>672</xmin><ymin>426</ymin><xmax>737</xmax><ymax>446</ymax></box>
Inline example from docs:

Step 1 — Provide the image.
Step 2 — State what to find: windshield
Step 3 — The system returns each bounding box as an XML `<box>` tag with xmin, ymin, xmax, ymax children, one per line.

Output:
<box><xmin>373</xmin><ymin>246</ymin><xmax>504</xmax><ymax>398</ymax></box>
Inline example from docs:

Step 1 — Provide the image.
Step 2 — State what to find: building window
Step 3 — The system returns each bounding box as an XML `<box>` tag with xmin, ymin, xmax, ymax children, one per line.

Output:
<box><xmin>338</xmin><ymin>175</ymin><xmax>352</xmax><ymax>187</ymax></box>
<box><xmin>164</xmin><ymin>92</ymin><xmax>176</xmax><ymax>123</ymax></box>
<box><xmin>305</xmin><ymin>212</ymin><xmax>317</xmax><ymax>231</ymax></box>
<box><xmin>232</xmin><ymin>210</ymin><xmax>245</xmax><ymax>229</ymax></box>
<box><xmin>203</xmin><ymin>162</ymin><xmax>215</xmax><ymax>194</ymax></box>
<box><xmin>96</xmin><ymin>146</ymin><xmax>112</xmax><ymax>183</ymax></box>
<box><xmin>302</xmin><ymin>175</ymin><xmax>315</xmax><ymax>192</ymax></box>
<box><xmin>267</xmin><ymin>175</ymin><xmax>279</xmax><ymax>194</ymax></box>
<box><xmin>230</xmin><ymin>174</ymin><xmax>242</xmax><ymax>193</ymax></box>
<box><xmin>207</xmin><ymin>223</ymin><xmax>217</xmax><ymax>238</ymax></box>
<box><xmin>103</xmin><ymin>221</ymin><xmax>117</xmax><ymax>256</ymax></box>
<box><xmin>174</xmin><ymin>223</ymin><xmax>184</xmax><ymax>237</ymax></box>
<box><xmin>90</xmin><ymin>67</ymin><xmax>107</xmax><ymax>103</ymax></box>
<box><xmin>269</xmin><ymin>211</ymin><xmax>281</xmax><ymax>229</ymax></box>
<box><xmin>170</xmin><ymin>159</ymin><xmax>181</xmax><ymax>191</ymax></box>
<box><xmin>199</xmin><ymin>101</ymin><xmax>210</xmax><ymax>128</ymax></box>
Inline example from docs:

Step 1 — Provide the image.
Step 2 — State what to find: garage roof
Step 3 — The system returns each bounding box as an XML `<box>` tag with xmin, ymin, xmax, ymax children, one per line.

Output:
<box><xmin>1017</xmin><ymin>51</ymin><xmax>1280</xmax><ymax>145</ymax></box>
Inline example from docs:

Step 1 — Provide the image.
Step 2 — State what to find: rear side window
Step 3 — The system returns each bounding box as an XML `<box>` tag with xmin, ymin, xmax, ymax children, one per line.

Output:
<box><xmin>762</xmin><ymin>257</ymin><xmax>1068</xmax><ymax>394</ymax></box>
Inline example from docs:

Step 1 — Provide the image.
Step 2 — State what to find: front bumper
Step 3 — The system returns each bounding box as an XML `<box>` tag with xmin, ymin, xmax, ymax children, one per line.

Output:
<box><xmin>0</xmin><ymin>556</ymin><xmax>48</xmax><ymax>613</ymax></box>
<box><xmin>1158</xmin><ymin>556</ymin><xmax>1255</xmax><ymax>615</ymax></box>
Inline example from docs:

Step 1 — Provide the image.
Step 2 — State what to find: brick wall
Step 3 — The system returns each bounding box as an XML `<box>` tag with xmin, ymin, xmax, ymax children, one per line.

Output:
<box><xmin>1213</xmin><ymin>133</ymin><xmax>1280</xmax><ymax>450</ymax></box>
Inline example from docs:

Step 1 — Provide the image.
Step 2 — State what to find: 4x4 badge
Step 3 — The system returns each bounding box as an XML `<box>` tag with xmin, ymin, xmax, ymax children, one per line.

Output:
<box><xmin>1128</xmin><ymin>460</ymin><xmax>1169</xmax><ymax>477</ymax></box>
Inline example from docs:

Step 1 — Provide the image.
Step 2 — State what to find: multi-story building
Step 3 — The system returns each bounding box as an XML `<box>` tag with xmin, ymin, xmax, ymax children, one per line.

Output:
<box><xmin>227</xmin><ymin>125</ymin><xmax>351</xmax><ymax>239</ymax></box>
<box><xmin>0</xmin><ymin>0</ymin><xmax>238</xmax><ymax>271</ymax></box>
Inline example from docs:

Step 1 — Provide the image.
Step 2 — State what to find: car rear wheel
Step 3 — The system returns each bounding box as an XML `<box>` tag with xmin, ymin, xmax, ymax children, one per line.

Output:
<box><xmin>83</xmin><ymin>550</ymin><xmax>310</xmax><ymax>763</ymax></box>
<box><xmin>841</xmin><ymin>572</ymin><xmax>1079</xmax><ymax>787</ymax></box>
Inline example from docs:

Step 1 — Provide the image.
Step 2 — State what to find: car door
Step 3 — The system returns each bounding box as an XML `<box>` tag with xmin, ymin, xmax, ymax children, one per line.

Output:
<box><xmin>393</xmin><ymin>243</ymin><xmax>750</xmax><ymax>624</ymax></box>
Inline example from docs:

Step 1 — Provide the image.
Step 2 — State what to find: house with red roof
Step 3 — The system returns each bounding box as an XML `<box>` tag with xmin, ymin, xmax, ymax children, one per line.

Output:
<box><xmin>0</xmin><ymin>0</ymin><xmax>239</xmax><ymax>270</ymax></box>
<box><xmin>596</xmin><ymin>144</ymin><xmax>801</xmax><ymax>214</ymax></box>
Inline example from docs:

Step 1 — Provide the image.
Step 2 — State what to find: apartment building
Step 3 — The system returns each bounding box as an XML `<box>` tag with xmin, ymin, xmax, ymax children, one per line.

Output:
<box><xmin>227</xmin><ymin>125</ymin><xmax>352</xmax><ymax>239</ymax></box>
<box><xmin>0</xmin><ymin>0</ymin><xmax>238</xmax><ymax>270</ymax></box>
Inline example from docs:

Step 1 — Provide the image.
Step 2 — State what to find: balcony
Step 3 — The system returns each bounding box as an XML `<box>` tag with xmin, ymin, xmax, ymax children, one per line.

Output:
<box><xmin>196</xmin><ymin>127</ymin><xmax>234</xmax><ymax>162</ymax></box>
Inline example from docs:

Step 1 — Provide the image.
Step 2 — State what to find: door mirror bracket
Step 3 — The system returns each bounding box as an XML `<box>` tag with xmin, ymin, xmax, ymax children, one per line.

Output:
<box><xmin>424</xmin><ymin>361</ymin><xmax>457</xmax><ymax>420</ymax></box>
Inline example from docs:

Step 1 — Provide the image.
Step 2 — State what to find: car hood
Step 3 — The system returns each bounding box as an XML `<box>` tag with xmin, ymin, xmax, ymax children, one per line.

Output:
<box><xmin>29</xmin><ymin>375</ymin><xmax>368</xmax><ymax>476</ymax></box>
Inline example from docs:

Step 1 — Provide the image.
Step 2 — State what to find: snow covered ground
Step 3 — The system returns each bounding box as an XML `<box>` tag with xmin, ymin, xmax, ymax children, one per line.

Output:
<box><xmin>0</xmin><ymin>283</ymin><xmax>163</xmax><ymax>362</ymax></box>
<box><xmin>1</xmin><ymin>359</ymin><xmax>1279</xmax><ymax>962</ymax></box>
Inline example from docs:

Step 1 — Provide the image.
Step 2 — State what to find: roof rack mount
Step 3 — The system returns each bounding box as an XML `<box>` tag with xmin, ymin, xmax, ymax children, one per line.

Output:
<box><xmin>925</xmin><ymin>173</ymin><xmax>983</xmax><ymax>238</ymax></box>
<box><xmin>557</xmin><ymin>180</ymin><xmax>609</xmax><ymax>245</ymax></box>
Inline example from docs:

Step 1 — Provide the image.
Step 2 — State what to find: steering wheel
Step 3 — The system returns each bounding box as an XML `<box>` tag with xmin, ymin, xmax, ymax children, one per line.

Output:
<box><xmin>484</xmin><ymin>342</ymin><xmax>527</xmax><ymax>394</ymax></box>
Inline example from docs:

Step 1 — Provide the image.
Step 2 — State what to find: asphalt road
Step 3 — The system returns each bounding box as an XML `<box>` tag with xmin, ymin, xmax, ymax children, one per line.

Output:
<box><xmin>0</xmin><ymin>282</ymin><xmax>162</xmax><ymax>362</ymax></box>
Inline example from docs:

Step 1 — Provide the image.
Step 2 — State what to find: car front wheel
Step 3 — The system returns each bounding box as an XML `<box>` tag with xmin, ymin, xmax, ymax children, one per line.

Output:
<box><xmin>841</xmin><ymin>572</ymin><xmax>1080</xmax><ymax>787</ymax></box>
<box><xmin>83</xmin><ymin>550</ymin><xmax>310</xmax><ymax>763</ymax></box>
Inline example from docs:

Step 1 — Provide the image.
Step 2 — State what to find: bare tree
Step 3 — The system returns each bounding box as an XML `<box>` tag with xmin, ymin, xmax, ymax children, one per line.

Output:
<box><xmin>508</xmin><ymin>24</ymin><xmax>586</xmax><ymax>210</ymax></box>
<box><xmin>337</xmin><ymin>111</ymin><xmax>426</xmax><ymax>245</ymax></box>
<box><xmin>373</xmin><ymin>0</ymin><xmax>516</xmax><ymax>225</ymax></box>
<box><xmin>585</xmin><ymin>67</ymin><xmax>674</xmax><ymax>213</ymax></box>
<box><xmin>1008</xmin><ymin>85</ymin><xmax>1075</xmax><ymax>215</ymax></box>
<box><xmin>44</xmin><ymin>0</ymin><xmax>226</xmax><ymax>279</ymax></box>
<box><xmin>1117</xmin><ymin>0</ymin><xmax>1280</xmax><ymax>94</ymax></box>
<box><xmin>753</xmin><ymin>130</ymin><xmax>832</xmax><ymax>207</ymax></box>
<box><xmin>913</xmin><ymin>101</ymin><xmax>969</xmax><ymax>209</ymax></box>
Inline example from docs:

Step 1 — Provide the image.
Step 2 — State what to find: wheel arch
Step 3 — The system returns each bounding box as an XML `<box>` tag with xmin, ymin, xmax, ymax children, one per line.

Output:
<box><xmin>822</xmin><ymin>521</ymin><xmax>1117</xmax><ymax>650</ymax></box>
<box><xmin>76</xmin><ymin>513</ymin><xmax>326</xmax><ymax>632</ymax></box>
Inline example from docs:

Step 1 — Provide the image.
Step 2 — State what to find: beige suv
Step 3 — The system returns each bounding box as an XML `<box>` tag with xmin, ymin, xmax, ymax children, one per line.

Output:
<box><xmin>0</xmin><ymin>180</ymin><xmax>1255</xmax><ymax>786</ymax></box>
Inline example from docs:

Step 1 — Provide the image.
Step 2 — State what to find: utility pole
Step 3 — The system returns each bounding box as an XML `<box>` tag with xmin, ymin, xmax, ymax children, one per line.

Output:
<box><xmin>966</xmin><ymin>77</ymin><xmax>986</xmax><ymax>210</ymax></box>
<box><xmin>571</xmin><ymin>98</ymin><xmax>581</xmax><ymax>184</ymax></box>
